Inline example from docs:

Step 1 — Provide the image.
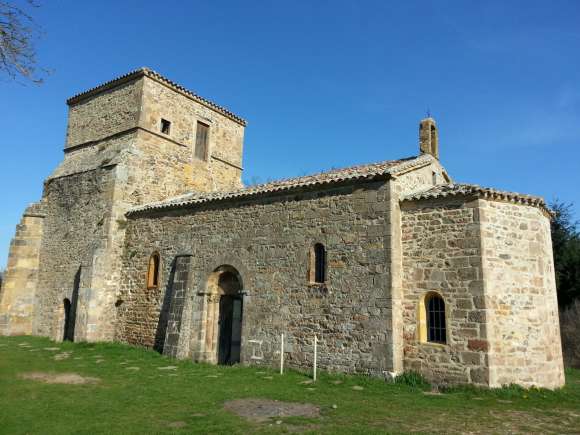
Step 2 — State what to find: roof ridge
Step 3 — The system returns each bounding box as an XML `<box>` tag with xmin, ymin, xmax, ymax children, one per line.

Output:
<box><xmin>66</xmin><ymin>67</ymin><xmax>246</xmax><ymax>126</ymax></box>
<box><xmin>241</xmin><ymin>155</ymin><xmax>421</xmax><ymax>189</ymax></box>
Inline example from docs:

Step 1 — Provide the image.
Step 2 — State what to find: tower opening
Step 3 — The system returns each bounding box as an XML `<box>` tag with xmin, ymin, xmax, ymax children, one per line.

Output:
<box><xmin>419</xmin><ymin>117</ymin><xmax>439</xmax><ymax>160</ymax></box>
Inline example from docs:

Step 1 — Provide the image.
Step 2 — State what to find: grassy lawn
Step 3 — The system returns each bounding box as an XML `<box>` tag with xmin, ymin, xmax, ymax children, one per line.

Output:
<box><xmin>0</xmin><ymin>336</ymin><xmax>579</xmax><ymax>434</ymax></box>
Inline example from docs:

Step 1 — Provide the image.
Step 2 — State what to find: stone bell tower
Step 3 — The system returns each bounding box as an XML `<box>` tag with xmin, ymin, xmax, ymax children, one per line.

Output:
<box><xmin>0</xmin><ymin>68</ymin><xmax>246</xmax><ymax>342</ymax></box>
<box><xmin>419</xmin><ymin>117</ymin><xmax>439</xmax><ymax>160</ymax></box>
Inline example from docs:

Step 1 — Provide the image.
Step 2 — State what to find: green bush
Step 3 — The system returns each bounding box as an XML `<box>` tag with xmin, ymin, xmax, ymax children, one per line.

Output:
<box><xmin>394</xmin><ymin>371</ymin><xmax>431</xmax><ymax>389</ymax></box>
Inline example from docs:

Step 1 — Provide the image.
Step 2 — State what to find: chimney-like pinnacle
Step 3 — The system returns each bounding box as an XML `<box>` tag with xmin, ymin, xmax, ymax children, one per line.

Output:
<box><xmin>419</xmin><ymin>117</ymin><xmax>439</xmax><ymax>160</ymax></box>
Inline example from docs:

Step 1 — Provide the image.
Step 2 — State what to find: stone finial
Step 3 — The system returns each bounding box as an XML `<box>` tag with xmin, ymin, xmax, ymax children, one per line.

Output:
<box><xmin>419</xmin><ymin>117</ymin><xmax>439</xmax><ymax>160</ymax></box>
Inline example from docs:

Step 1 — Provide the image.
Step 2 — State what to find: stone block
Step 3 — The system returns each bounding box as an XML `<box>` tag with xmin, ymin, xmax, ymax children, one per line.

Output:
<box><xmin>469</xmin><ymin>367</ymin><xmax>489</xmax><ymax>385</ymax></box>
<box><xmin>468</xmin><ymin>339</ymin><xmax>489</xmax><ymax>352</ymax></box>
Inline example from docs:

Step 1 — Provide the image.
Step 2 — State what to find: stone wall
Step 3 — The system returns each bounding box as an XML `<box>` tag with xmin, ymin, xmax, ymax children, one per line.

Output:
<box><xmin>117</xmin><ymin>180</ymin><xmax>396</xmax><ymax>375</ymax></box>
<box><xmin>52</xmin><ymin>130</ymin><xmax>136</xmax><ymax>179</ymax></box>
<box><xmin>39</xmin><ymin>89</ymin><xmax>144</xmax><ymax>337</ymax></box>
<box><xmin>66</xmin><ymin>78</ymin><xmax>142</xmax><ymax>148</ymax></box>
<box><xmin>122</xmin><ymin>129</ymin><xmax>210</xmax><ymax>204</ymax></box>
<box><xmin>385</xmin><ymin>159</ymin><xmax>450</xmax><ymax>373</ymax></box>
<box><xmin>17</xmin><ymin>72</ymin><xmax>247</xmax><ymax>343</ymax></box>
<box><xmin>480</xmin><ymin>200</ymin><xmax>564</xmax><ymax>389</ymax></box>
<box><xmin>162</xmin><ymin>255</ymin><xmax>192</xmax><ymax>358</ymax></box>
<box><xmin>401</xmin><ymin>198</ymin><xmax>488</xmax><ymax>385</ymax></box>
<box><xmin>401</xmin><ymin>196</ymin><xmax>565</xmax><ymax>389</ymax></box>
<box><xmin>0</xmin><ymin>203</ymin><xmax>45</xmax><ymax>336</ymax></box>
<box><xmin>139</xmin><ymin>76</ymin><xmax>244</xmax><ymax>191</ymax></box>
<box><xmin>33</xmin><ymin>167</ymin><xmax>117</xmax><ymax>340</ymax></box>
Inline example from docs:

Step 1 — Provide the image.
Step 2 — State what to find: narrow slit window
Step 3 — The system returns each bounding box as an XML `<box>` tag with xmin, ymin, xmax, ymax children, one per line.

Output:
<box><xmin>195</xmin><ymin>121</ymin><xmax>209</xmax><ymax>160</ymax></box>
<box><xmin>160</xmin><ymin>119</ymin><xmax>171</xmax><ymax>135</ymax></box>
<box><xmin>426</xmin><ymin>294</ymin><xmax>446</xmax><ymax>344</ymax></box>
<box><xmin>313</xmin><ymin>243</ymin><xmax>326</xmax><ymax>284</ymax></box>
<box><xmin>147</xmin><ymin>253</ymin><xmax>160</xmax><ymax>289</ymax></box>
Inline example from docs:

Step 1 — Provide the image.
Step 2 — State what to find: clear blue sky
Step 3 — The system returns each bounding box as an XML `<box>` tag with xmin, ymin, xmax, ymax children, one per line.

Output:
<box><xmin>1</xmin><ymin>0</ymin><xmax>579</xmax><ymax>268</ymax></box>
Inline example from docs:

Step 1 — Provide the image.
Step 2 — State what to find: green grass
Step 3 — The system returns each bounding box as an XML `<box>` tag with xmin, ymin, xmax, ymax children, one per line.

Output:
<box><xmin>1</xmin><ymin>336</ymin><xmax>579</xmax><ymax>434</ymax></box>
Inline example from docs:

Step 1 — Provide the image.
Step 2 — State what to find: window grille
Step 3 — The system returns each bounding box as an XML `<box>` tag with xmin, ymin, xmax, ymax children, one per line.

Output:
<box><xmin>427</xmin><ymin>294</ymin><xmax>446</xmax><ymax>343</ymax></box>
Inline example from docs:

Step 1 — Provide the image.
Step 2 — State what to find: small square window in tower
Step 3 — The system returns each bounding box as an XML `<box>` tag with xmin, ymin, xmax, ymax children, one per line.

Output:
<box><xmin>195</xmin><ymin>121</ymin><xmax>209</xmax><ymax>160</ymax></box>
<box><xmin>160</xmin><ymin>119</ymin><xmax>171</xmax><ymax>135</ymax></box>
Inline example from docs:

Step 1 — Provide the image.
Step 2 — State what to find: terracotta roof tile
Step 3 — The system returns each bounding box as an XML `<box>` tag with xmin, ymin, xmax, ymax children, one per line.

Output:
<box><xmin>402</xmin><ymin>183</ymin><xmax>550</xmax><ymax>214</ymax></box>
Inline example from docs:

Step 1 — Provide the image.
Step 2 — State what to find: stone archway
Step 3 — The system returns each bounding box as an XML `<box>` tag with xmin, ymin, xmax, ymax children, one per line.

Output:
<box><xmin>203</xmin><ymin>265</ymin><xmax>244</xmax><ymax>365</ymax></box>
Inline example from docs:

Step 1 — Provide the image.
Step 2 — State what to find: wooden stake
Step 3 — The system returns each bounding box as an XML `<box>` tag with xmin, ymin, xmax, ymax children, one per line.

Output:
<box><xmin>313</xmin><ymin>334</ymin><xmax>317</xmax><ymax>381</ymax></box>
<box><xmin>280</xmin><ymin>333</ymin><xmax>284</xmax><ymax>375</ymax></box>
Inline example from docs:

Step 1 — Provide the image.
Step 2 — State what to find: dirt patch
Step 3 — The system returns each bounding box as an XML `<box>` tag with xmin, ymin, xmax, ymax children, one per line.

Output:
<box><xmin>224</xmin><ymin>398</ymin><xmax>320</xmax><ymax>423</ymax></box>
<box><xmin>19</xmin><ymin>372</ymin><xmax>100</xmax><ymax>385</ymax></box>
<box><xmin>54</xmin><ymin>352</ymin><xmax>72</xmax><ymax>361</ymax></box>
<box><xmin>423</xmin><ymin>391</ymin><xmax>443</xmax><ymax>396</ymax></box>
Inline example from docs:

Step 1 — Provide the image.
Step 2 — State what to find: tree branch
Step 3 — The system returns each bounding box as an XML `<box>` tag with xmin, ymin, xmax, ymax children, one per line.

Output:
<box><xmin>0</xmin><ymin>0</ymin><xmax>48</xmax><ymax>84</ymax></box>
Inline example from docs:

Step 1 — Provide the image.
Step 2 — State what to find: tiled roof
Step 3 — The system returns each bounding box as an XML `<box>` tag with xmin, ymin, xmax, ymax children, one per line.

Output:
<box><xmin>66</xmin><ymin>67</ymin><xmax>246</xmax><ymax>126</ymax></box>
<box><xmin>402</xmin><ymin>183</ymin><xmax>550</xmax><ymax>213</ymax></box>
<box><xmin>127</xmin><ymin>154</ymin><xmax>434</xmax><ymax>216</ymax></box>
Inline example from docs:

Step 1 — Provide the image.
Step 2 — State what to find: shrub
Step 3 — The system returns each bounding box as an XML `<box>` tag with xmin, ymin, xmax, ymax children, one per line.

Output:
<box><xmin>561</xmin><ymin>300</ymin><xmax>580</xmax><ymax>368</ymax></box>
<box><xmin>394</xmin><ymin>371</ymin><xmax>430</xmax><ymax>389</ymax></box>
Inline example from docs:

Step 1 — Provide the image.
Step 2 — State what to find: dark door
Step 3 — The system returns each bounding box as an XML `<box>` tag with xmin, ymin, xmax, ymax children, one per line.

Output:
<box><xmin>63</xmin><ymin>299</ymin><xmax>73</xmax><ymax>341</ymax></box>
<box><xmin>64</xmin><ymin>268</ymin><xmax>81</xmax><ymax>342</ymax></box>
<box><xmin>218</xmin><ymin>295</ymin><xmax>243</xmax><ymax>365</ymax></box>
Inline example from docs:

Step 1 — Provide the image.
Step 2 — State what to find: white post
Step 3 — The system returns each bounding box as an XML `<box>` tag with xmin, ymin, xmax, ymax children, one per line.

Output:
<box><xmin>280</xmin><ymin>333</ymin><xmax>284</xmax><ymax>375</ymax></box>
<box><xmin>313</xmin><ymin>334</ymin><xmax>317</xmax><ymax>381</ymax></box>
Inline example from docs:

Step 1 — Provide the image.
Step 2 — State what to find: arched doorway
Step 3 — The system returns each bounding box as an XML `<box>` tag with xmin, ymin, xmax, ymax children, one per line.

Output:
<box><xmin>205</xmin><ymin>265</ymin><xmax>244</xmax><ymax>365</ymax></box>
<box><xmin>217</xmin><ymin>271</ymin><xmax>243</xmax><ymax>365</ymax></box>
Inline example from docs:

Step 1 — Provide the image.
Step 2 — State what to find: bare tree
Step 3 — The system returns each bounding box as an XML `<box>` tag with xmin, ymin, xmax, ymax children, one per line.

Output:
<box><xmin>0</xmin><ymin>0</ymin><xmax>47</xmax><ymax>83</ymax></box>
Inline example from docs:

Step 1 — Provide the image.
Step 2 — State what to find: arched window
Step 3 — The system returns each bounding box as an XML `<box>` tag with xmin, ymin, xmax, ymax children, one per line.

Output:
<box><xmin>311</xmin><ymin>243</ymin><xmax>326</xmax><ymax>284</ymax></box>
<box><xmin>147</xmin><ymin>252</ymin><xmax>161</xmax><ymax>289</ymax></box>
<box><xmin>426</xmin><ymin>293</ymin><xmax>446</xmax><ymax>344</ymax></box>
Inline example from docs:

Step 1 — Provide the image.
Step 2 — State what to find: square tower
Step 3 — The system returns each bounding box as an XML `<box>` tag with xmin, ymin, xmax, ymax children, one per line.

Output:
<box><xmin>64</xmin><ymin>67</ymin><xmax>246</xmax><ymax>196</ymax></box>
<box><xmin>2</xmin><ymin>68</ymin><xmax>246</xmax><ymax>342</ymax></box>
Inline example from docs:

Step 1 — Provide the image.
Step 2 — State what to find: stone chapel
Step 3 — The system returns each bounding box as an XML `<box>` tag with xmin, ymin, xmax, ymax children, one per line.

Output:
<box><xmin>0</xmin><ymin>68</ymin><xmax>565</xmax><ymax>388</ymax></box>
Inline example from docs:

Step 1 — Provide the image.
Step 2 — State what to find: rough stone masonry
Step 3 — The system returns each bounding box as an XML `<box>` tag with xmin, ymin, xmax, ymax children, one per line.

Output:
<box><xmin>0</xmin><ymin>68</ymin><xmax>565</xmax><ymax>389</ymax></box>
